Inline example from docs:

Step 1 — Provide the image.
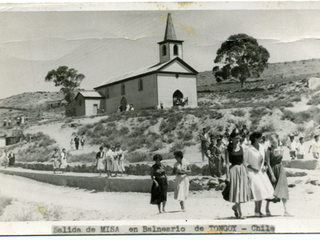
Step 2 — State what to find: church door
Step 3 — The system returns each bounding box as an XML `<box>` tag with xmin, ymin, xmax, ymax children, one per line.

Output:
<box><xmin>173</xmin><ymin>90</ymin><xmax>183</xmax><ymax>106</ymax></box>
<box><xmin>120</xmin><ymin>97</ymin><xmax>127</xmax><ymax>112</ymax></box>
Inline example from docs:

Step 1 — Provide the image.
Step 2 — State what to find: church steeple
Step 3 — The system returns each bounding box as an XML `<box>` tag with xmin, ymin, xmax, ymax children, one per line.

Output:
<box><xmin>158</xmin><ymin>13</ymin><xmax>184</xmax><ymax>64</ymax></box>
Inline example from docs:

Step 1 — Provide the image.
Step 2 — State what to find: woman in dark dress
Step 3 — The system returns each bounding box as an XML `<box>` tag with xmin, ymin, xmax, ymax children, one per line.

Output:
<box><xmin>266</xmin><ymin>133</ymin><xmax>289</xmax><ymax>216</ymax></box>
<box><xmin>224</xmin><ymin>129</ymin><xmax>252</xmax><ymax>219</ymax></box>
<box><xmin>150</xmin><ymin>154</ymin><xmax>168</xmax><ymax>213</ymax></box>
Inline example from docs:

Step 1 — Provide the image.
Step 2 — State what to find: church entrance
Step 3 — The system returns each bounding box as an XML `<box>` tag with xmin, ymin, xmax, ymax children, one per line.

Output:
<box><xmin>120</xmin><ymin>97</ymin><xmax>127</xmax><ymax>112</ymax></box>
<box><xmin>173</xmin><ymin>90</ymin><xmax>184</xmax><ymax>106</ymax></box>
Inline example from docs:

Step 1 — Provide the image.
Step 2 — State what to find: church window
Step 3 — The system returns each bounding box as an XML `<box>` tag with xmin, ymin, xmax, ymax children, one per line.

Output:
<box><xmin>162</xmin><ymin>45</ymin><xmax>167</xmax><ymax>56</ymax></box>
<box><xmin>174</xmin><ymin>44</ymin><xmax>178</xmax><ymax>55</ymax></box>
<box><xmin>106</xmin><ymin>88</ymin><xmax>109</xmax><ymax>99</ymax></box>
<box><xmin>121</xmin><ymin>83</ymin><xmax>125</xmax><ymax>95</ymax></box>
<box><xmin>138</xmin><ymin>79</ymin><xmax>143</xmax><ymax>91</ymax></box>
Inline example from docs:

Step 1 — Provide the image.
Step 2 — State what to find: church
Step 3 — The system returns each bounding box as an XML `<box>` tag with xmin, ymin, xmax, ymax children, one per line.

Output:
<box><xmin>67</xmin><ymin>13</ymin><xmax>198</xmax><ymax>116</ymax></box>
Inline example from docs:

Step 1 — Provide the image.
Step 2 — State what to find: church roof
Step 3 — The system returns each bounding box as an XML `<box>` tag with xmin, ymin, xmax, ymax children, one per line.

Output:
<box><xmin>94</xmin><ymin>57</ymin><xmax>198</xmax><ymax>89</ymax></box>
<box><xmin>164</xmin><ymin>13</ymin><xmax>177</xmax><ymax>41</ymax></box>
<box><xmin>76</xmin><ymin>91</ymin><xmax>104</xmax><ymax>98</ymax></box>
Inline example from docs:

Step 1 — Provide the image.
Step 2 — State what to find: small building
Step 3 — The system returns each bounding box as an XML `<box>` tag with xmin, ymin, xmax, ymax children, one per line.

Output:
<box><xmin>46</xmin><ymin>99</ymin><xmax>68</xmax><ymax>109</ymax></box>
<box><xmin>65</xmin><ymin>91</ymin><xmax>104</xmax><ymax>117</ymax></box>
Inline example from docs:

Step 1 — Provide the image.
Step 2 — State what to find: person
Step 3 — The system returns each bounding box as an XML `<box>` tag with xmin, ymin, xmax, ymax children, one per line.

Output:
<box><xmin>199</xmin><ymin>127</ymin><xmax>210</xmax><ymax>162</ymax></box>
<box><xmin>50</xmin><ymin>148</ymin><xmax>60</xmax><ymax>174</ymax></box>
<box><xmin>104</xmin><ymin>144</ymin><xmax>113</xmax><ymax>177</ymax></box>
<box><xmin>3</xmin><ymin>118</ymin><xmax>7</xmax><ymax>127</ymax></box>
<box><xmin>287</xmin><ymin>134</ymin><xmax>297</xmax><ymax>160</ymax></box>
<box><xmin>206</xmin><ymin>135</ymin><xmax>216</xmax><ymax>177</ymax></box>
<box><xmin>265</xmin><ymin>134</ymin><xmax>290</xmax><ymax>216</ymax></box>
<box><xmin>150</xmin><ymin>154</ymin><xmax>168</xmax><ymax>214</ymax></box>
<box><xmin>8</xmin><ymin>151</ymin><xmax>15</xmax><ymax>167</ymax></box>
<box><xmin>308</xmin><ymin>135</ymin><xmax>320</xmax><ymax>160</ymax></box>
<box><xmin>74</xmin><ymin>136</ymin><xmax>80</xmax><ymax>150</ymax></box>
<box><xmin>126</xmin><ymin>104</ymin><xmax>130</xmax><ymax>111</ymax></box>
<box><xmin>160</xmin><ymin>102</ymin><xmax>164</xmax><ymax>110</ymax></box>
<box><xmin>8</xmin><ymin>117</ymin><xmax>11</xmax><ymax>127</ymax></box>
<box><xmin>80</xmin><ymin>136</ymin><xmax>85</xmax><ymax>150</ymax></box>
<box><xmin>96</xmin><ymin>146</ymin><xmax>105</xmax><ymax>177</ymax></box>
<box><xmin>21</xmin><ymin>115</ymin><xmax>25</xmax><ymax>125</ymax></box>
<box><xmin>224</xmin><ymin>129</ymin><xmax>252</xmax><ymax>219</ymax></box>
<box><xmin>296</xmin><ymin>137</ymin><xmax>305</xmax><ymax>160</ymax></box>
<box><xmin>17</xmin><ymin>116</ymin><xmax>21</xmax><ymax>126</ymax></box>
<box><xmin>1</xmin><ymin>150</ymin><xmax>8</xmax><ymax>168</ymax></box>
<box><xmin>244</xmin><ymin>132</ymin><xmax>274</xmax><ymax>217</ymax></box>
<box><xmin>60</xmin><ymin>148</ymin><xmax>68</xmax><ymax>173</ymax></box>
<box><xmin>70</xmin><ymin>139</ymin><xmax>75</xmax><ymax>151</ymax></box>
<box><xmin>115</xmin><ymin>146</ymin><xmax>125</xmax><ymax>176</ymax></box>
<box><xmin>211</xmin><ymin>135</ymin><xmax>225</xmax><ymax>177</ymax></box>
<box><xmin>173</xmin><ymin>151</ymin><xmax>191</xmax><ymax>212</ymax></box>
<box><xmin>129</xmin><ymin>104</ymin><xmax>134</xmax><ymax>111</ymax></box>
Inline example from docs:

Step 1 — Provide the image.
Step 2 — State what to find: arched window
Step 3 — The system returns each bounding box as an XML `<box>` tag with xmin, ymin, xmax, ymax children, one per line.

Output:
<box><xmin>173</xmin><ymin>44</ymin><xmax>178</xmax><ymax>55</ymax></box>
<box><xmin>106</xmin><ymin>88</ymin><xmax>109</xmax><ymax>99</ymax></box>
<box><xmin>138</xmin><ymin>79</ymin><xmax>143</xmax><ymax>91</ymax></box>
<box><xmin>121</xmin><ymin>83</ymin><xmax>125</xmax><ymax>95</ymax></box>
<box><xmin>162</xmin><ymin>45</ymin><xmax>167</xmax><ymax>56</ymax></box>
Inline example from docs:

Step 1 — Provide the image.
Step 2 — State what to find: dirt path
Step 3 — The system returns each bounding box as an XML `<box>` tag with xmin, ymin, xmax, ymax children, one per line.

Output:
<box><xmin>1</xmin><ymin>171</ymin><xmax>320</xmax><ymax>223</ymax></box>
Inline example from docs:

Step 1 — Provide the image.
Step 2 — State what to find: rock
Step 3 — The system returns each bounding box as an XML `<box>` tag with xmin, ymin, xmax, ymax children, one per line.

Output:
<box><xmin>283</xmin><ymin>160</ymin><xmax>318</xmax><ymax>170</ymax></box>
<box><xmin>288</xmin><ymin>184</ymin><xmax>296</xmax><ymax>188</ymax></box>
<box><xmin>308</xmin><ymin>77</ymin><xmax>320</xmax><ymax>89</ymax></box>
<box><xmin>310</xmin><ymin>180</ymin><xmax>319</xmax><ymax>186</ymax></box>
<box><xmin>286</xmin><ymin>171</ymin><xmax>307</xmax><ymax>177</ymax></box>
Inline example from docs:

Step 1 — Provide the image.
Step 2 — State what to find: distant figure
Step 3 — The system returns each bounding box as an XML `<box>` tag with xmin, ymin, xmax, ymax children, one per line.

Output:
<box><xmin>25</xmin><ymin>116</ymin><xmax>28</xmax><ymax>123</ymax></box>
<box><xmin>110</xmin><ymin>146</ymin><xmax>119</xmax><ymax>177</ymax></box>
<box><xmin>51</xmin><ymin>148</ymin><xmax>60</xmax><ymax>174</ymax></box>
<box><xmin>211</xmin><ymin>135</ymin><xmax>225</xmax><ymax>177</ymax></box>
<box><xmin>17</xmin><ymin>116</ymin><xmax>21</xmax><ymax>126</ymax></box>
<box><xmin>115</xmin><ymin>146</ymin><xmax>125</xmax><ymax>176</ymax></box>
<box><xmin>80</xmin><ymin>136</ymin><xmax>85</xmax><ymax>149</ymax></box>
<box><xmin>287</xmin><ymin>134</ymin><xmax>297</xmax><ymax>160</ymax></box>
<box><xmin>199</xmin><ymin>127</ymin><xmax>210</xmax><ymax>162</ymax></box>
<box><xmin>21</xmin><ymin>115</ymin><xmax>25</xmax><ymax>125</ymax></box>
<box><xmin>150</xmin><ymin>154</ymin><xmax>168</xmax><ymax>214</ymax></box>
<box><xmin>60</xmin><ymin>148</ymin><xmax>68</xmax><ymax>173</ymax></box>
<box><xmin>160</xmin><ymin>102</ymin><xmax>164</xmax><ymax>110</ymax></box>
<box><xmin>1</xmin><ymin>150</ymin><xmax>8</xmax><ymax>168</ymax></box>
<box><xmin>96</xmin><ymin>146</ymin><xmax>105</xmax><ymax>177</ymax></box>
<box><xmin>3</xmin><ymin>118</ymin><xmax>7</xmax><ymax>127</ymax></box>
<box><xmin>104</xmin><ymin>144</ymin><xmax>113</xmax><ymax>177</ymax></box>
<box><xmin>129</xmin><ymin>104</ymin><xmax>134</xmax><ymax>111</ymax></box>
<box><xmin>74</xmin><ymin>136</ymin><xmax>80</xmax><ymax>150</ymax></box>
<box><xmin>126</xmin><ymin>104</ymin><xmax>130</xmax><ymax>111</ymax></box>
<box><xmin>296</xmin><ymin>137</ymin><xmax>305</xmax><ymax>160</ymax></box>
<box><xmin>8</xmin><ymin>117</ymin><xmax>11</xmax><ymax>127</ymax></box>
<box><xmin>8</xmin><ymin>151</ymin><xmax>15</xmax><ymax>167</ymax></box>
<box><xmin>70</xmin><ymin>139</ymin><xmax>75</xmax><ymax>151</ymax></box>
<box><xmin>308</xmin><ymin>135</ymin><xmax>320</xmax><ymax>160</ymax></box>
<box><xmin>118</xmin><ymin>106</ymin><xmax>123</xmax><ymax>112</ymax></box>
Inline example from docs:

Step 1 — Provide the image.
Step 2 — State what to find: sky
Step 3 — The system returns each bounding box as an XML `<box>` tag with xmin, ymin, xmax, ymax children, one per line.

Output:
<box><xmin>1</xmin><ymin>4</ymin><xmax>320</xmax><ymax>99</ymax></box>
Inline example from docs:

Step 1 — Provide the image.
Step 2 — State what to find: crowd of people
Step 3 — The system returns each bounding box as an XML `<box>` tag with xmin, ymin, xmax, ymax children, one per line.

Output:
<box><xmin>150</xmin><ymin>126</ymin><xmax>293</xmax><ymax>218</ymax></box>
<box><xmin>0</xmin><ymin>150</ymin><xmax>15</xmax><ymax>168</ymax></box>
<box><xmin>2</xmin><ymin>115</ymin><xmax>28</xmax><ymax>128</ymax></box>
<box><xmin>70</xmin><ymin>135</ymin><xmax>85</xmax><ymax>151</ymax></box>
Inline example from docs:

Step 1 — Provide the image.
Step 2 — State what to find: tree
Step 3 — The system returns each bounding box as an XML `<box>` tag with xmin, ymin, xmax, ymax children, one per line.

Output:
<box><xmin>45</xmin><ymin>66</ymin><xmax>85</xmax><ymax>103</ymax></box>
<box><xmin>213</xmin><ymin>33</ymin><xmax>270</xmax><ymax>89</ymax></box>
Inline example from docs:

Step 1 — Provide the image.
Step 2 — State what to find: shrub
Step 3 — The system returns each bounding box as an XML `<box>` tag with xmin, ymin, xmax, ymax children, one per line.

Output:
<box><xmin>68</xmin><ymin>152</ymin><xmax>95</xmax><ymax>163</ymax></box>
<box><xmin>209</xmin><ymin>111</ymin><xmax>223</xmax><ymax>119</ymax></box>
<box><xmin>259</xmin><ymin>123</ymin><xmax>275</xmax><ymax>133</ymax></box>
<box><xmin>126</xmin><ymin>152</ymin><xmax>151</xmax><ymax>163</ymax></box>
<box><xmin>231</xmin><ymin>109</ymin><xmax>246</xmax><ymax>117</ymax></box>
<box><xmin>149</xmin><ymin>141</ymin><xmax>164</xmax><ymax>152</ymax></box>
<box><xmin>170</xmin><ymin>140</ymin><xmax>185</xmax><ymax>153</ymax></box>
<box><xmin>119</xmin><ymin>126</ymin><xmax>129</xmax><ymax>135</ymax></box>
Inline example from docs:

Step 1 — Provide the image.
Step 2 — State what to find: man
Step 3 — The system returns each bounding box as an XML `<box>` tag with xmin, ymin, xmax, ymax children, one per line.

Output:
<box><xmin>309</xmin><ymin>135</ymin><xmax>320</xmax><ymax>160</ymax></box>
<box><xmin>297</xmin><ymin>137</ymin><xmax>305</xmax><ymax>160</ymax></box>
<box><xmin>74</xmin><ymin>135</ymin><xmax>80</xmax><ymax>150</ymax></box>
<box><xmin>208</xmin><ymin>135</ymin><xmax>225</xmax><ymax>178</ymax></box>
<box><xmin>80</xmin><ymin>136</ymin><xmax>85</xmax><ymax>150</ymax></box>
<box><xmin>199</xmin><ymin>127</ymin><xmax>210</xmax><ymax>162</ymax></box>
<box><xmin>287</xmin><ymin>134</ymin><xmax>297</xmax><ymax>160</ymax></box>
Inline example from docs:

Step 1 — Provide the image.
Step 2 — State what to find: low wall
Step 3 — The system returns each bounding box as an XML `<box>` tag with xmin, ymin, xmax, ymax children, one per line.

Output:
<box><xmin>282</xmin><ymin>160</ymin><xmax>318</xmax><ymax>170</ymax></box>
<box><xmin>0</xmin><ymin>168</ymin><xmax>205</xmax><ymax>193</ymax></box>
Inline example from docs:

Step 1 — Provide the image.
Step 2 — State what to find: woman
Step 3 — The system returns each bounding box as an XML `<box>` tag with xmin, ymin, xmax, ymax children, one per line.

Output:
<box><xmin>96</xmin><ymin>146</ymin><xmax>105</xmax><ymax>177</ymax></box>
<box><xmin>150</xmin><ymin>154</ymin><xmax>168</xmax><ymax>213</ymax></box>
<box><xmin>60</xmin><ymin>148</ymin><xmax>68</xmax><ymax>173</ymax></box>
<box><xmin>244</xmin><ymin>132</ymin><xmax>274</xmax><ymax>217</ymax></box>
<box><xmin>224</xmin><ymin>129</ymin><xmax>252</xmax><ymax>219</ymax></box>
<box><xmin>70</xmin><ymin>139</ymin><xmax>75</xmax><ymax>151</ymax></box>
<box><xmin>110</xmin><ymin>146</ymin><xmax>119</xmax><ymax>177</ymax></box>
<box><xmin>173</xmin><ymin>151</ymin><xmax>191</xmax><ymax>212</ymax></box>
<box><xmin>51</xmin><ymin>148</ymin><xmax>60</xmax><ymax>174</ymax></box>
<box><xmin>116</xmin><ymin>146</ymin><xmax>125</xmax><ymax>176</ymax></box>
<box><xmin>104</xmin><ymin>144</ymin><xmax>112</xmax><ymax>177</ymax></box>
<box><xmin>266</xmin><ymin>134</ymin><xmax>289</xmax><ymax>216</ymax></box>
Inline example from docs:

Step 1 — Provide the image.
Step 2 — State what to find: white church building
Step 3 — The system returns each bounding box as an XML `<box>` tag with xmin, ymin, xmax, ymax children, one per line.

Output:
<box><xmin>67</xmin><ymin>13</ymin><xmax>198</xmax><ymax>116</ymax></box>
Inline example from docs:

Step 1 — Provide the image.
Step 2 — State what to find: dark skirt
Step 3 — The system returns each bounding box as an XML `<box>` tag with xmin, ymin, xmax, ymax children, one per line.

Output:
<box><xmin>267</xmin><ymin>163</ymin><xmax>289</xmax><ymax>200</ymax></box>
<box><xmin>150</xmin><ymin>177</ymin><xmax>168</xmax><ymax>205</ymax></box>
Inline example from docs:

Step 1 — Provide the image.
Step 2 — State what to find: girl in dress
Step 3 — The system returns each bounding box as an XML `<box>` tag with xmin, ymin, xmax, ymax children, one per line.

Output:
<box><xmin>150</xmin><ymin>154</ymin><xmax>168</xmax><ymax>213</ymax></box>
<box><xmin>96</xmin><ymin>146</ymin><xmax>105</xmax><ymax>177</ymax></box>
<box><xmin>51</xmin><ymin>148</ymin><xmax>60</xmax><ymax>174</ymax></box>
<box><xmin>173</xmin><ymin>151</ymin><xmax>191</xmax><ymax>212</ymax></box>
<box><xmin>116</xmin><ymin>146</ymin><xmax>125</xmax><ymax>176</ymax></box>
<box><xmin>266</xmin><ymin>134</ymin><xmax>290</xmax><ymax>216</ymax></box>
<box><xmin>244</xmin><ymin>132</ymin><xmax>274</xmax><ymax>217</ymax></box>
<box><xmin>110</xmin><ymin>146</ymin><xmax>119</xmax><ymax>177</ymax></box>
<box><xmin>60</xmin><ymin>148</ymin><xmax>68</xmax><ymax>173</ymax></box>
<box><xmin>224</xmin><ymin>129</ymin><xmax>252</xmax><ymax>219</ymax></box>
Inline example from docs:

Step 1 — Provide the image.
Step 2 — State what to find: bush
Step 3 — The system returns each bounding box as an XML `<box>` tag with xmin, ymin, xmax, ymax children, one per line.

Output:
<box><xmin>68</xmin><ymin>152</ymin><xmax>95</xmax><ymax>163</ymax></box>
<box><xmin>231</xmin><ymin>109</ymin><xmax>246</xmax><ymax>117</ymax></box>
<box><xmin>126</xmin><ymin>152</ymin><xmax>151</xmax><ymax>163</ymax></box>
<box><xmin>170</xmin><ymin>140</ymin><xmax>185</xmax><ymax>153</ymax></box>
<box><xmin>259</xmin><ymin>123</ymin><xmax>275</xmax><ymax>133</ymax></box>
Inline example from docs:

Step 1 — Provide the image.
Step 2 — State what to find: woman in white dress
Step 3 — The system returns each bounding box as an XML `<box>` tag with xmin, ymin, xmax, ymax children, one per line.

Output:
<box><xmin>104</xmin><ymin>144</ymin><xmax>112</xmax><ymax>178</ymax></box>
<box><xmin>96</xmin><ymin>146</ymin><xmax>105</xmax><ymax>177</ymax></box>
<box><xmin>60</xmin><ymin>148</ymin><xmax>68</xmax><ymax>173</ymax></box>
<box><xmin>173</xmin><ymin>151</ymin><xmax>191</xmax><ymax>212</ymax></box>
<box><xmin>116</xmin><ymin>146</ymin><xmax>125</xmax><ymax>176</ymax></box>
<box><xmin>244</xmin><ymin>132</ymin><xmax>274</xmax><ymax>217</ymax></box>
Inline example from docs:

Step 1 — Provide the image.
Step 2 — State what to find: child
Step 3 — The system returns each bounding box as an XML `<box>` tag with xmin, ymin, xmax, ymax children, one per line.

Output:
<box><xmin>296</xmin><ymin>137</ymin><xmax>305</xmax><ymax>160</ymax></box>
<box><xmin>309</xmin><ymin>135</ymin><xmax>320</xmax><ymax>160</ymax></box>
